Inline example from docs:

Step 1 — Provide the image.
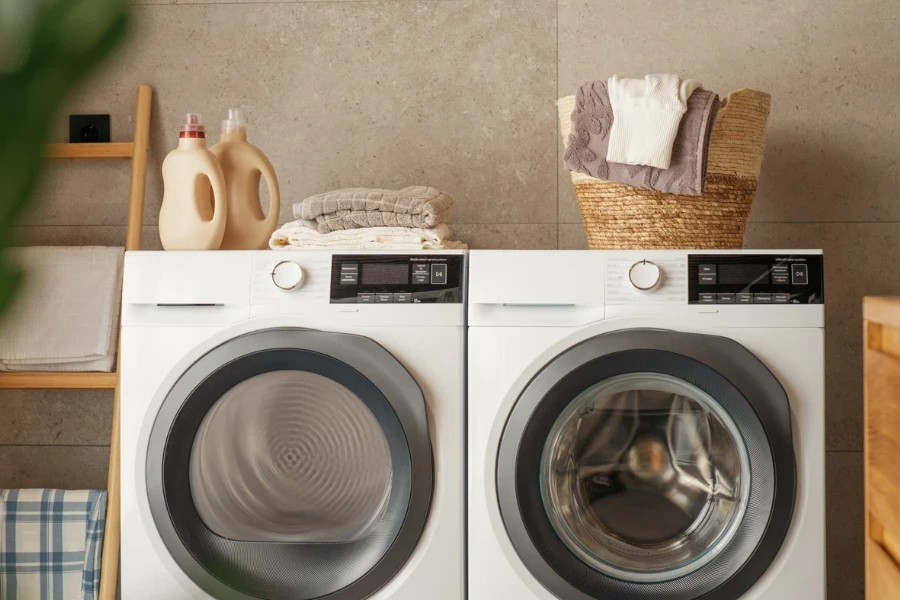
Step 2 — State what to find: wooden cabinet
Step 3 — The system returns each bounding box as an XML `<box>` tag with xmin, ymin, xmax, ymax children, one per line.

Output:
<box><xmin>864</xmin><ymin>297</ymin><xmax>900</xmax><ymax>598</ymax></box>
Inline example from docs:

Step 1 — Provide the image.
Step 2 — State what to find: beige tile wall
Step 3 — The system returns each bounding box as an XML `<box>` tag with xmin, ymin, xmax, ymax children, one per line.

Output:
<box><xmin>2</xmin><ymin>0</ymin><xmax>893</xmax><ymax>596</ymax></box>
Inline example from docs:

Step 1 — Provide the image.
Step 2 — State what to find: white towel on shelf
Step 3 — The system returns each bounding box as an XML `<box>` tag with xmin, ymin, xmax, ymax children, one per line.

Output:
<box><xmin>0</xmin><ymin>246</ymin><xmax>123</xmax><ymax>371</ymax></box>
<box><xmin>270</xmin><ymin>222</ymin><xmax>467</xmax><ymax>250</ymax></box>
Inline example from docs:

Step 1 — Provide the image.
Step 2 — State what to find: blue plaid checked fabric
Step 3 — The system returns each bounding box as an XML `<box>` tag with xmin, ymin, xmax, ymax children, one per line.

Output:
<box><xmin>0</xmin><ymin>489</ymin><xmax>107</xmax><ymax>600</ymax></box>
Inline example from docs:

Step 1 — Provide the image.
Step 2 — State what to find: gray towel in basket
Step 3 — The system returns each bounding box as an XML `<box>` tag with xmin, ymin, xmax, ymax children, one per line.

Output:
<box><xmin>564</xmin><ymin>81</ymin><xmax>719</xmax><ymax>196</ymax></box>
<box><xmin>293</xmin><ymin>186</ymin><xmax>454</xmax><ymax>234</ymax></box>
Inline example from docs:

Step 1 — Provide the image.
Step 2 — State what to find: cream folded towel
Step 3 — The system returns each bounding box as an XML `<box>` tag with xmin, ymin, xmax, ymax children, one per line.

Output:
<box><xmin>0</xmin><ymin>246</ymin><xmax>123</xmax><ymax>371</ymax></box>
<box><xmin>270</xmin><ymin>223</ymin><xmax>467</xmax><ymax>250</ymax></box>
<box><xmin>607</xmin><ymin>74</ymin><xmax>702</xmax><ymax>169</ymax></box>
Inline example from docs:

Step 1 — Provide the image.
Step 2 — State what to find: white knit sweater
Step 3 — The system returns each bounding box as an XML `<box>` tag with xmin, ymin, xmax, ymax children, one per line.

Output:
<box><xmin>606</xmin><ymin>74</ymin><xmax>702</xmax><ymax>169</ymax></box>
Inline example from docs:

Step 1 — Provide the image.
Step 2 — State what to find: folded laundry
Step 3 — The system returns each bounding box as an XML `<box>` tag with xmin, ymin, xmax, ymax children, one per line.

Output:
<box><xmin>294</xmin><ymin>186</ymin><xmax>454</xmax><ymax>234</ymax></box>
<box><xmin>0</xmin><ymin>489</ymin><xmax>108</xmax><ymax>600</ymax></box>
<box><xmin>270</xmin><ymin>222</ymin><xmax>467</xmax><ymax>250</ymax></box>
<box><xmin>562</xmin><ymin>81</ymin><xmax>719</xmax><ymax>196</ymax></box>
<box><xmin>0</xmin><ymin>246</ymin><xmax>123</xmax><ymax>372</ymax></box>
<box><xmin>606</xmin><ymin>74</ymin><xmax>702</xmax><ymax>169</ymax></box>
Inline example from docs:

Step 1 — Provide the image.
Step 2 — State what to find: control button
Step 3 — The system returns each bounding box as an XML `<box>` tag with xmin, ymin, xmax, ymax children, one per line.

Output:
<box><xmin>773</xmin><ymin>273</ymin><xmax>790</xmax><ymax>285</ymax></box>
<box><xmin>774</xmin><ymin>293</ymin><xmax>791</xmax><ymax>304</ymax></box>
<box><xmin>341</xmin><ymin>263</ymin><xmax>358</xmax><ymax>272</ymax></box>
<box><xmin>340</xmin><ymin>272</ymin><xmax>358</xmax><ymax>285</ymax></box>
<box><xmin>271</xmin><ymin>261</ymin><xmax>305</xmax><ymax>291</ymax></box>
<box><xmin>791</xmin><ymin>264</ymin><xmax>809</xmax><ymax>285</ymax></box>
<box><xmin>717</xmin><ymin>293</ymin><xmax>735</xmax><ymax>304</ymax></box>
<box><xmin>737</xmin><ymin>293</ymin><xmax>753</xmax><ymax>304</ymax></box>
<box><xmin>393</xmin><ymin>293</ymin><xmax>411</xmax><ymax>303</ymax></box>
<box><xmin>412</xmin><ymin>263</ymin><xmax>429</xmax><ymax>275</ymax></box>
<box><xmin>699</xmin><ymin>274</ymin><xmax>717</xmax><ymax>285</ymax></box>
<box><xmin>754</xmin><ymin>293</ymin><xmax>773</xmax><ymax>304</ymax></box>
<box><xmin>699</xmin><ymin>293</ymin><xmax>716</xmax><ymax>304</ymax></box>
<box><xmin>431</xmin><ymin>264</ymin><xmax>448</xmax><ymax>285</ymax></box>
<box><xmin>412</xmin><ymin>273</ymin><xmax>429</xmax><ymax>284</ymax></box>
<box><xmin>628</xmin><ymin>260</ymin><xmax>661</xmax><ymax>291</ymax></box>
<box><xmin>357</xmin><ymin>293</ymin><xmax>374</xmax><ymax>303</ymax></box>
<box><xmin>376</xmin><ymin>293</ymin><xmax>393</xmax><ymax>303</ymax></box>
<box><xmin>699</xmin><ymin>264</ymin><xmax>717</xmax><ymax>275</ymax></box>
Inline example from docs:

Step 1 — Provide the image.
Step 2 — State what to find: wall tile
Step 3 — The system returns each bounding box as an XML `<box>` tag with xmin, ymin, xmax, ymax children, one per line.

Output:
<box><xmin>0</xmin><ymin>391</ymin><xmax>113</xmax><ymax>446</ymax></box>
<box><xmin>25</xmin><ymin>161</ymin><xmax>133</xmax><ymax>227</ymax></box>
<box><xmin>745</xmin><ymin>223</ymin><xmax>900</xmax><ymax>452</ymax></box>
<box><xmin>826</xmin><ymin>452</ymin><xmax>864</xmax><ymax>600</ymax></box>
<box><xmin>558</xmin><ymin>0</ymin><xmax>900</xmax><ymax>223</ymax></box>
<box><xmin>0</xmin><ymin>446</ymin><xmax>109</xmax><ymax>489</ymax></box>
<box><xmin>454</xmin><ymin>224</ymin><xmax>557</xmax><ymax>249</ymax></box>
<box><xmin>48</xmin><ymin>0</ymin><xmax>557</xmax><ymax>228</ymax></box>
<box><xmin>558</xmin><ymin>223</ymin><xmax>587</xmax><ymax>249</ymax></box>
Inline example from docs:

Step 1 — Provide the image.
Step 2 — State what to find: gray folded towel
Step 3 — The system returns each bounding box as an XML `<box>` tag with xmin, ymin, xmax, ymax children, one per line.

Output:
<box><xmin>294</xmin><ymin>186</ymin><xmax>454</xmax><ymax>234</ymax></box>
<box><xmin>564</xmin><ymin>81</ymin><xmax>719</xmax><ymax>196</ymax></box>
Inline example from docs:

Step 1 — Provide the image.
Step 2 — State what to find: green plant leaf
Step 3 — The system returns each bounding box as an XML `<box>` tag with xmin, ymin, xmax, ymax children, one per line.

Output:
<box><xmin>0</xmin><ymin>0</ymin><xmax>130</xmax><ymax>316</ymax></box>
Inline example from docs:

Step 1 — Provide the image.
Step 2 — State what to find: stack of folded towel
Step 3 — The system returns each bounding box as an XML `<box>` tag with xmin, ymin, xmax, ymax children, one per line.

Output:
<box><xmin>563</xmin><ymin>73</ymin><xmax>719</xmax><ymax>196</ymax></box>
<box><xmin>0</xmin><ymin>246</ymin><xmax>124</xmax><ymax>372</ymax></box>
<box><xmin>270</xmin><ymin>186</ymin><xmax>466</xmax><ymax>250</ymax></box>
<box><xmin>0</xmin><ymin>489</ymin><xmax>108</xmax><ymax>600</ymax></box>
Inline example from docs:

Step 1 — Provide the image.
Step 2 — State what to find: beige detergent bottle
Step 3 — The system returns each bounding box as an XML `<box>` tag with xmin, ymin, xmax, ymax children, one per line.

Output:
<box><xmin>159</xmin><ymin>114</ymin><xmax>227</xmax><ymax>250</ymax></box>
<box><xmin>210</xmin><ymin>109</ymin><xmax>280</xmax><ymax>249</ymax></box>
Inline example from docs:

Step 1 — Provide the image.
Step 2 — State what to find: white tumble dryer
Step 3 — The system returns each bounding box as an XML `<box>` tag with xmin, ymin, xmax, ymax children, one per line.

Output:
<box><xmin>468</xmin><ymin>250</ymin><xmax>825</xmax><ymax>600</ymax></box>
<box><xmin>119</xmin><ymin>250</ymin><xmax>465</xmax><ymax>600</ymax></box>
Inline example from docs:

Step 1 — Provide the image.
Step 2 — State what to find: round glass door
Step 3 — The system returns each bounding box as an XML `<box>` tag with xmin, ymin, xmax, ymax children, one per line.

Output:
<box><xmin>497</xmin><ymin>329</ymin><xmax>796</xmax><ymax>600</ymax></box>
<box><xmin>145</xmin><ymin>328</ymin><xmax>433</xmax><ymax>600</ymax></box>
<box><xmin>540</xmin><ymin>373</ymin><xmax>750</xmax><ymax>582</ymax></box>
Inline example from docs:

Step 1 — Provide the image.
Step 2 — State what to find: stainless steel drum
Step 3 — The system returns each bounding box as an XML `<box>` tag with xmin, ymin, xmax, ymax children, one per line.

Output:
<box><xmin>540</xmin><ymin>373</ymin><xmax>750</xmax><ymax>582</ymax></box>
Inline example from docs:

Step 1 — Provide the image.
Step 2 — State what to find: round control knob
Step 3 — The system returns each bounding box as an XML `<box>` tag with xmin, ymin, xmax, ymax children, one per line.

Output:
<box><xmin>628</xmin><ymin>260</ymin><xmax>661</xmax><ymax>291</ymax></box>
<box><xmin>271</xmin><ymin>261</ymin><xmax>305</xmax><ymax>291</ymax></box>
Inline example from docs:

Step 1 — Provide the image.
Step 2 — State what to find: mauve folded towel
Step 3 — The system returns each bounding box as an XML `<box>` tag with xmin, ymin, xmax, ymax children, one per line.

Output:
<box><xmin>293</xmin><ymin>186</ymin><xmax>454</xmax><ymax>234</ymax></box>
<box><xmin>563</xmin><ymin>81</ymin><xmax>719</xmax><ymax>196</ymax></box>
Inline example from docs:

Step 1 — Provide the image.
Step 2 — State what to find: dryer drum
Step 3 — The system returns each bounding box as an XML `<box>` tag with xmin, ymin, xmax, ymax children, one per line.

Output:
<box><xmin>498</xmin><ymin>329</ymin><xmax>796</xmax><ymax>600</ymax></box>
<box><xmin>145</xmin><ymin>328</ymin><xmax>434</xmax><ymax>600</ymax></box>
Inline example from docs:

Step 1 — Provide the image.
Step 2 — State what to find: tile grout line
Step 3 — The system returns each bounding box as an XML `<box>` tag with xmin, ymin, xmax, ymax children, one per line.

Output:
<box><xmin>0</xmin><ymin>443</ymin><xmax>110</xmax><ymax>446</ymax></box>
<box><xmin>555</xmin><ymin>0</ymin><xmax>561</xmax><ymax>239</ymax></box>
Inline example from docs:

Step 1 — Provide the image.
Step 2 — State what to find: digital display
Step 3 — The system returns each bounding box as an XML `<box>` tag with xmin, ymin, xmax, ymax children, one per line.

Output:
<box><xmin>719</xmin><ymin>263</ymin><xmax>770</xmax><ymax>285</ymax></box>
<box><xmin>361</xmin><ymin>263</ymin><xmax>409</xmax><ymax>285</ymax></box>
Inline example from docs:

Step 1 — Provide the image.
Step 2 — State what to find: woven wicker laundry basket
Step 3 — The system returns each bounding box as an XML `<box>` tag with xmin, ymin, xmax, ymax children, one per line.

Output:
<box><xmin>558</xmin><ymin>88</ymin><xmax>771</xmax><ymax>249</ymax></box>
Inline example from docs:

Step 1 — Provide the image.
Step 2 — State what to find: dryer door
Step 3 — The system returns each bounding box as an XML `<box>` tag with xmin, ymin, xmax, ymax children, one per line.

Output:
<box><xmin>498</xmin><ymin>329</ymin><xmax>795</xmax><ymax>600</ymax></box>
<box><xmin>145</xmin><ymin>328</ymin><xmax>432</xmax><ymax>600</ymax></box>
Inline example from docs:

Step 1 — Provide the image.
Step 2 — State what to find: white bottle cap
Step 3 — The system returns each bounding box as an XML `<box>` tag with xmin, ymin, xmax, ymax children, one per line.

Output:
<box><xmin>222</xmin><ymin>108</ymin><xmax>247</xmax><ymax>133</ymax></box>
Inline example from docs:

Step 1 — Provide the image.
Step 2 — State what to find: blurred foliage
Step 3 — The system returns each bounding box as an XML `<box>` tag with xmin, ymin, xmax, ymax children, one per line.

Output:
<box><xmin>0</xmin><ymin>0</ymin><xmax>129</xmax><ymax>316</ymax></box>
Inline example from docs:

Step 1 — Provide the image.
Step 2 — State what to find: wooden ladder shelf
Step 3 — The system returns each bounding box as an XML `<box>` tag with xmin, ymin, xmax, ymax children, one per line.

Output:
<box><xmin>0</xmin><ymin>85</ymin><xmax>152</xmax><ymax>600</ymax></box>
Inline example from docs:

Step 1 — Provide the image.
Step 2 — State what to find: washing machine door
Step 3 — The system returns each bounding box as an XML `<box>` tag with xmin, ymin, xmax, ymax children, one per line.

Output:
<box><xmin>145</xmin><ymin>328</ymin><xmax>432</xmax><ymax>600</ymax></box>
<box><xmin>498</xmin><ymin>329</ymin><xmax>796</xmax><ymax>600</ymax></box>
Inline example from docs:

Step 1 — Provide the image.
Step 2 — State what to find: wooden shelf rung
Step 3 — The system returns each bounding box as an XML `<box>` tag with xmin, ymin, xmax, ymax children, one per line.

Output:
<box><xmin>46</xmin><ymin>142</ymin><xmax>134</xmax><ymax>160</ymax></box>
<box><xmin>0</xmin><ymin>371</ymin><xmax>118</xmax><ymax>389</ymax></box>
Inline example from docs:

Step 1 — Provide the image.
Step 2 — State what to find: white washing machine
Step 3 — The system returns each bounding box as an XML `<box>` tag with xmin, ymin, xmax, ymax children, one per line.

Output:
<box><xmin>468</xmin><ymin>250</ymin><xmax>825</xmax><ymax>600</ymax></box>
<box><xmin>119</xmin><ymin>250</ymin><xmax>465</xmax><ymax>600</ymax></box>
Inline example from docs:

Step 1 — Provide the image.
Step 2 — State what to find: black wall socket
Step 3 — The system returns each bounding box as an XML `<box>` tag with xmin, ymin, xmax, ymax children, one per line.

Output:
<box><xmin>69</xmin><ymin>114</ymin><xmax>110</xmax><ymax>143</ymax></box>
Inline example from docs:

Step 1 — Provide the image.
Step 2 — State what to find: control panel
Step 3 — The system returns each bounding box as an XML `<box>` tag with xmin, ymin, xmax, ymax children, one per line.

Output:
<box><xmin>330</xmin><ymin>254</ymin><xmax>464</xmax><ymax>304</ymax></box>
<box><xmin>688</xmin><ymin>254</ymin><xmax>824</xmax><ymax>305</ymax></box>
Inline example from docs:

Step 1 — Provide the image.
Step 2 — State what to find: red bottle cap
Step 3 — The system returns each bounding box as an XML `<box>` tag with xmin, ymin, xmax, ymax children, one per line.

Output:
<box><xmin>179</xmin><ymin>113</ymin><xmax>205</xmax><ymax>139</ymax></box>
